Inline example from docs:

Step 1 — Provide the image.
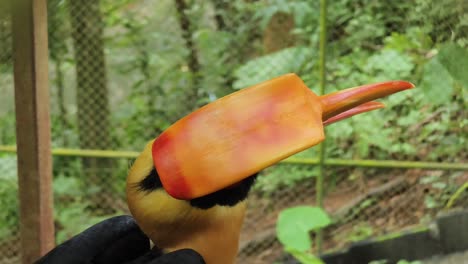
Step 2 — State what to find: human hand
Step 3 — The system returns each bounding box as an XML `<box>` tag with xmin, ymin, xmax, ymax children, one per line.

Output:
<box><xmin>35</xmin><ymin>215</ymin><xmax>205</xmax><ymax>264</ymax></box>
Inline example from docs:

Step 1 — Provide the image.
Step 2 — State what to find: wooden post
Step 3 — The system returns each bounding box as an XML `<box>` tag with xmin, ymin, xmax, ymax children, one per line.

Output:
<box><xmin>11</xmin><ymin>0</ymin><xmax>55</xmax><ymax>263</ymax></box>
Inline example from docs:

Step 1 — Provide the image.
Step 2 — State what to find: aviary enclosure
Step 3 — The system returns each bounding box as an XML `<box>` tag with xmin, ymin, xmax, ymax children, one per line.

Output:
<box><xmin>0</xmin><ymin>0</ymin><xmax>467</xmax><ymax>263</ymax></box>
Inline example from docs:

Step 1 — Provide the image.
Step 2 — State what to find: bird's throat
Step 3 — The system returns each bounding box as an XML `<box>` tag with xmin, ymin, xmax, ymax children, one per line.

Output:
<box><xmin>150</xmin><ymin>203</ymin><xmax>247</xmax><ymax>264</ymax></box>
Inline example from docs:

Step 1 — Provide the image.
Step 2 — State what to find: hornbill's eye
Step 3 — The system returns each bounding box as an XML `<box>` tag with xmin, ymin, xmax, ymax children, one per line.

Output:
<box><xmin>136</xmin><ymin>168</ymin><xmax>163</xmax><ymax>193</ymax></box>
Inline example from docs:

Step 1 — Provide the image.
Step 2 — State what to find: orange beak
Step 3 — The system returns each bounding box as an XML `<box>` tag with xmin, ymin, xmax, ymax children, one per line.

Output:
<box><xmin>323</xmin><ymin>101</ymin><xmax>385</xmax><ymax>126</ymax></box>
<box><xmin>152</xmin><ymin>74</ymin><xmax>414</xmax><ymax>199</ymax></box>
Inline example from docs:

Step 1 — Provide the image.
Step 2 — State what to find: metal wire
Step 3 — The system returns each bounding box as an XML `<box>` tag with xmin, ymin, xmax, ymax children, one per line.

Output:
<box><xmin>0</xmin><ymin>0</ymin><xmax>466</xmax><ymax>263</ymax></box>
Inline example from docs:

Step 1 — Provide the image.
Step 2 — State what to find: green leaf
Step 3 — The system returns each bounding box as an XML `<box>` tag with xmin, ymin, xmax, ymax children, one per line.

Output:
<box><xmin>383</xmin><ymin>33</ymin><xmax>415</xmax><ymax>52</ymax></box>
<box><xmin>438</xmin><ymin>43</ymin><xmax>468</xmax><ymax>88</ymax></box>
<box><xmin>53</xmin><ymin>176</ymin><xmax>83</xmax><ymax>197</ymax></box>
<box><xmin>424</xmin><ymin>195</ymin><xmax>439</xmax><ymax>209</ymax></box>
<box><xmin>288</xmin><ymin>248</ymin><xmax>325</xmax><ymax>264</ymax></box>
<box><xmin>0</xmin><ymin>156</ymin><xmax>17</xmax><ymax>180</ymax></box>
<box><xmin>420</xmin><ymin>175</ymin><xmax>439</xmax><ymax>184</ymax></box>
<box><xmin>397</xmin><ymin>260</ymin><xmax>422</xmax><ymax>264</ymax></box>
<box><xmin>420</xmin><ymin>58</ymin><xmax>453</xmax><ymax>104</ymax></box>
<box><xmin>356</xmin><ymin>137</ymin><xmax>370</xmax><ymax>157</ymax></box>
<box><xmin>432</xmin><ymin>182</ymin><xmax>447</xmax><ymax>189</ymax></box>
<box><xmin>233</xmin><ymin>47</ymin><xmax>312</xmax><ymax>89</ymax></box>
<box><xmin>365</xmin><ymin>50</ymin><xmax>414</xmax><ymax>80</ymax></box>
<box><xmin>276</xmin><ymin>206</ymin><xmax>331</xmax><ymax>251</ymax></box>
<box><xmin>369</xmin><ymin>261</ymin><xmax>388</xmax><ymax>264</ymax></box>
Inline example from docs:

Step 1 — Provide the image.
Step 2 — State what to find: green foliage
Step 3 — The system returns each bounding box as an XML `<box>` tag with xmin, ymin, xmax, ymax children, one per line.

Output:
<box><xmin>369</xmin><ymin>260</ymin><xmax>422</xmax><ymax>264</ymax></box>
<box><xmin>420</xmin><ymin>58</ymin><xmax>454</xmax><ymax>104</ymax></box>
<box><xmin>437</xmin><ymin>43</ymin><xmax>468</xmax><ymax>88</ymax></box>
<box><xmin>286</xmin><ymin>250</ymin><xmax>325</xmax><ymax>264</ymax></box>
<box><xmin>277</xmin><ymin>206</ymin><xmax>331</xmax><ymax>251</ymax></box>
<box><xmin>54</xmin><ymin>200</ymin><xmax>115</xmax><ymax>244</ymax></box>
<box><xmin>445</xmin><ymin>182</ymin><xmax>468</xmax><ymax>209</ymax></box>
<box><xmin>0</xmin><ymin>156</ymin><xmax>18</xmax><ymax>239</ymax></box>
<box><xmin>343</xmin><ymin>222</ymin><xmax>374</xmax><ymax>242</ymax></box>
<box><xmin>421</xmin><ymin>43</ymin><xmax>468</xmax><ymax>104</ymax></box>
<box><xmin>0</xmin><ymin>0</ymin><xmax>466</xmax><ymax>248</ymax></box>
<box><xmin>276</xmin><ymin>206</ymin><xmax>331</xmax><ymax>263</ymax></box>
<box><xmin>261</xmin><ymin>2</ymin><xmax>466</xmax><ymax>257</ymax></box>
<box><xmin>233</xmin><ymin>46</ymin><xmax>313</xmax><ymax>89</ymax></box>
<box><xmin>254</xmin><ymin>0</ymin><xmax>318</xmax><ymax>30</ymax></box>
<box><xmin>0</xmin><ymin>155</ymin><xmax>123</xmax><ymax>242</ymax></box>
<box><xmin>53</xmin><ymin>173</ymin><xmax>124</xmax><ymax>243</ymax></box>
<box><xmin>254</xmin><ymin>164</ymin><xmax>319</xmax><ymax>194</ymax></box>
<box><xmin>419</xmin><ymin>172</ymin><xmax>466</xmax><ymax>210</ymax></box>
<box><xmin>397</xmin><ymin>261</ymin><xmax>422</xmax><ymax>264</ymax></box>
<box><xmin>0</xmin><ymin>112</ymin><xmax>15</xmax><ymax>145</ymax></box>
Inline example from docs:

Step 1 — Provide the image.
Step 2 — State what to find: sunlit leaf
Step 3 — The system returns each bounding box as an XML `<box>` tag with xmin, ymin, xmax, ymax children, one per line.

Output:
<box><xmin>277</xmin><ymin>206</ymin><xmax>331</xmax><ymax>251</ymax></box>
<box><xmin>424</xmin><ymin>195</ymin><xmax>439</xmax><ymax>209</ymax></box>
<box><xmin>420</xmin><ymin>58</ymin><xmax>453</xmax><ymax>105</ymax></box>
<box><xmin>438</xmin><ymin>43</ymin><xmax>468</xmax><ymax>89</ymax></box>
<box><xmin>288</xmin><ymin>249</ymin><xmax>325</xmax><ymax>264</ymax></box>
<box><xmin>383</xmin><ymin>33</ymin><xmax>415</xmax><ymax>52</ymax></box>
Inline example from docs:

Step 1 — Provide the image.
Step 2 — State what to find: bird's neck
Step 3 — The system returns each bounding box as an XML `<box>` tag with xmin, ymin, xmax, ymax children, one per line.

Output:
<box><xmin>150</xmin><ymin>203</ymin><xmax>247</xmax><ymax>264</ymax></box>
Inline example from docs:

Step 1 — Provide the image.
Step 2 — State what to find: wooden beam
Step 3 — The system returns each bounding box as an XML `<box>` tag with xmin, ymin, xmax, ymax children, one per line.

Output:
<box><xmin>11</xmin><ymin>0</ymin><xmax>55</xmax><ymax>263</ymax></box>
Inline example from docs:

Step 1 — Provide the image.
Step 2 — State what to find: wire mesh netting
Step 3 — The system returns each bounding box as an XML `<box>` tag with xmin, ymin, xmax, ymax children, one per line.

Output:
<box><xmin>1</xmin><ymin>0</ymin><xmax>467</xmax><ymax>263</ymax></box>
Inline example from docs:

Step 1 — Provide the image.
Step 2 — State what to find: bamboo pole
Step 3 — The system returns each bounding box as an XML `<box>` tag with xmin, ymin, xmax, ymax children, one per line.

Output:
<box><xmin>316</xmin><ymin>0</ymin><xmax>328</xmax><ymax>253</ymax></box>
<box><xmin>11</xmin><ymin>0</ymin><xmax>55</xmax><ymax>262</ymax></box>
<box><xmin>284</xmin><ymin>157</ymin><xmax>468</xmax><ymax>171</ymax></box>
<box><xmin>1</xmin><ymin>146</ymin><xmax>467</xmax><ymax>170</ymax></box>
<box><xmin>0</xmin><ymin>145</ymin><xmax>140</xmax><ymax>158</ymax></box>
<box><xmin>445</xmin><ymin>182</ymin><xmax>468</xmax><ymax>209</ymax></box>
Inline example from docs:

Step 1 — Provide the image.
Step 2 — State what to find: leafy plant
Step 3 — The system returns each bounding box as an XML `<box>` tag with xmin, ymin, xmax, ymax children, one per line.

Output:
<box><xmin>53</xmin><ymin>174</ymin><xmax>124</xmax><ymax>243</ymax></box>
<box><xmin>0</xmin><ymin>110</ymin><xmax>15</xmax><ymax>146</ymax></box>
<box><xmin>421</xmin><ymin>43</ymin><xmax>468</xmax><ymax>104</ymax></box>
<box><xmin>420</xmin><ymin>172</ymin><xmax>466</xmax><ymax>211</ymax></box>
<box><xmin>253</xmin><ymin>0</ymin><xmax>318</xmax><ymax>30</ymax></box>
<box><xmin>369</xmin><ymin>260</ymin><xmax>422</xmax><ymax>264</ymax></box>
<box><xmin>233</xmin><ymin>46</ymin><xmax>314</xmax><ymax>89</ymax></box>
<box><xmin>445</xmin><ymin>182</ymin><xmax>468</xmax><ymax>209</ymax></box>
<box><xmin>397</xmin><ymin>260</ymin><xmax>422</xmax><ymax>264</ymax></box>
<box><xmin>0</xmin><ymin>0</ymin><xmax>466</xmax><ymax>255</ymax></box>
<box><xmin>0</xmin><ymin>156</ymin><xmax>18</xmax><ymax>239</ymax></box>
<box><xmin>254</xmin><ymin>163</ymin><xmax>319</xmax><ymax>194</ymax></box>
<box><xmin>345</xmin><ymin>222</ymin><xmax>374</xmax><ymax>242</ymax></box>
<box><xmin>276</xmin><ymin>206</ymin><xmax>331</xmax><ymax>264</ymax></box>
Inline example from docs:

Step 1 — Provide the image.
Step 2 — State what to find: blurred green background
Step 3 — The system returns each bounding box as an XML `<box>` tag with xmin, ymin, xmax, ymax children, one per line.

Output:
<box><xmin>0</xmin><ymin>0</ymin><xmax>467</xmax><ymax>263</ymax></box>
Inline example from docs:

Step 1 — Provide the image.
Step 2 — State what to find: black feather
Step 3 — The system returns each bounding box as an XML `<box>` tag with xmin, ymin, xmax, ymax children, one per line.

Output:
<box><xmin>137</xmin><ymin>168</ymin><xmax>163</xmax><ymax>193</ymax></box>
<box><xmin>190</xmin><ymin>173</ymin><xmax>258</xmax><ymax>209</ymax></box>
<box><xmin>136</xmin><ymin>167</ymin><xmax>258</xmax><ymax>209</ymax></box>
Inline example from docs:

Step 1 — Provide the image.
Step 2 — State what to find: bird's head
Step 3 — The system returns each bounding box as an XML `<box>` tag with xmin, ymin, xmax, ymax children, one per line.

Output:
<box><xmin>125</xmin><ymin>73</ymin><xmax>414</xmax><ymax>263</ymax></box>
<box><xmin>126</xmin><ymin>140</ymin><xmax>257</xmax><ymax>261</ymax></box>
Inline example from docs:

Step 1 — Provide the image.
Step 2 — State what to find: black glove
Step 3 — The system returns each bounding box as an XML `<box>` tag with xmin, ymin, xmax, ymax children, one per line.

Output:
<box><xmin>35</xmin><ymin>215</ymin><xmax>205</xmax><ymax>264</ymax></box>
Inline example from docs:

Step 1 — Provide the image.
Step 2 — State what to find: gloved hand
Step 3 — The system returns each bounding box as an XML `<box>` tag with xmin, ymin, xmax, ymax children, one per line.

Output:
<box><xmin>35</xmin><ymin>215</ymin><xmax>205</xmax><ymax>264</ymax></box>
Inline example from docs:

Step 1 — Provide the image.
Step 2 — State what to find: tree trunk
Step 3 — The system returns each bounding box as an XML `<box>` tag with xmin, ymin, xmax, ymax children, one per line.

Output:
<box><xmin>211</xmin><ymin>0</ymin><xmax>236</xmax><ymax>89</ymax></box>
<box><xmin>68</xmin><ymin>0</ymin><xmax>115</xmax><ymax>212</ymax></box>
<box><xmin>48</xmin><ymin>0</ymin><xmax>70</xmax><ymax>147</ymax></box>
<box><xmin>211</xmin><ymin>0</ymin><xmax>263</xmax><ymax>93</ymax></box>
<box><xmin>263</xmin><ymin>12</ymin><xmax>295</xmax><ymax>53</ymax></box>
<box><xmin>174</xmin><ymin>0</ymin><xmax>201</xmax><ymax>109</ymax></box>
